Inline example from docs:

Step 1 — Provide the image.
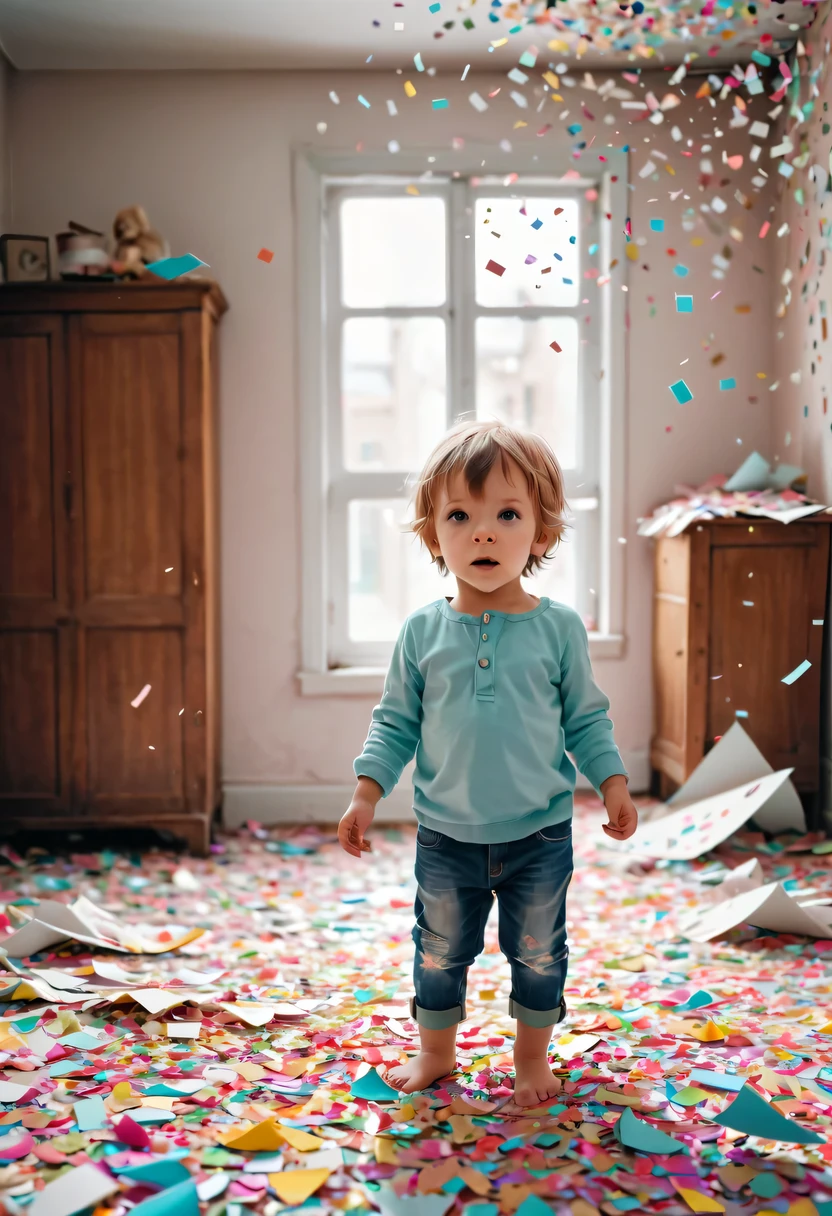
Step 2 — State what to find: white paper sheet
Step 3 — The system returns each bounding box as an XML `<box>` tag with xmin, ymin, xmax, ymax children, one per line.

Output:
<box><xmin>28</xmin><ymin>1161</ymin><xmax>119</xmax><ymax>1216</ymax></box>
<box><xmin>624</xmin><ymin>769</ymin><xmax>792</xmax><ymax>861</ymax></box>
<box><xmin>680</xmin><ymin>881</ymin><xmax>832</xmax><ymax>942</ymax></box>
<box><xmin>666</xmin><ymin>722</ymin><xmax>805</xmax><ymax>834</ymax></box>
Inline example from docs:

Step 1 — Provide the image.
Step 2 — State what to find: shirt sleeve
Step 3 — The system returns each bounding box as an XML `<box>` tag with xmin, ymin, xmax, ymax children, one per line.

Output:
<box><xmin>353</xmin><ymin>618</ymin><xmax>424</xmax><ymax>798</ymax></box>
<box><xmin>560</xmin><ymin>611</ymin><xmax>628</xmax><ymax>794</ymax></box>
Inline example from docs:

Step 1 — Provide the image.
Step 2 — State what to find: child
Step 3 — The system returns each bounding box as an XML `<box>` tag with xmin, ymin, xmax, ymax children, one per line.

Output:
<box><xmin>338</xmin><ymin>420</ymin><xmax>638</xmax><ymax>1107</ymax></box>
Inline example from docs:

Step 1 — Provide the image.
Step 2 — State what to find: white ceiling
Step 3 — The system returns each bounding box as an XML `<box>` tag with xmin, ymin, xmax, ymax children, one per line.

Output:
<box><xmin>0</xmin><ymin>0</ymin><xmax>814</xmax><ymax>72</ymax></box>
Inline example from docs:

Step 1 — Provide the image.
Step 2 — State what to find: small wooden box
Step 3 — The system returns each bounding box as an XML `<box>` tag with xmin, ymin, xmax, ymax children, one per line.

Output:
<box><xmin>650</xmin><ymin>517</ymin><xmax>831</xmax><ymax>820</ymax></box>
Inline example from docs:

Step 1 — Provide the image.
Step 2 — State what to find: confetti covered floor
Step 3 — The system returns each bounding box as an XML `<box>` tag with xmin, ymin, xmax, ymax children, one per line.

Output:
<box><xmin>1</xmin><ymin>798</ymin><xmax>832</xmax><ymax>1216</ymax></box>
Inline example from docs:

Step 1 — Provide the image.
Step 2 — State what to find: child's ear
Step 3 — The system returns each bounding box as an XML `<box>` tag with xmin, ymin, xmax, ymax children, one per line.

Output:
<box><xmin>529</xmin><ymin>528</ymin><xmax>550</xmax><ymax>558</ymax></box>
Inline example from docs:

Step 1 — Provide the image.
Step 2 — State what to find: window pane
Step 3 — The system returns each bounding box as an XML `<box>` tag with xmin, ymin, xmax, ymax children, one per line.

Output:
<box><xmin>342</xmin><ymin>317</ymin><xmax>447</xmax><ymax>471</ymax></box>
<box><xmin>340</xmin><ymin>196</ymin><xmax>446</xmax><ymax>307</ymax></box>
<box><xmin>475</xmin><ymin>316</ymin><xmax>579</xmax><ymax>469</ymax></box>
<box><xmin>348</xmin><ymin>499</ymin><xmax>448</xmax><ymax>641</ymax></box>
<box><xmin>522</xmin><ymin>534</ymin><xmax>575</xmax><ymax>616</ymax></box>
<box><xmin>475</xmin><ymin>197</ymin><xmax>579</xmax><ymax>307</ymax></box>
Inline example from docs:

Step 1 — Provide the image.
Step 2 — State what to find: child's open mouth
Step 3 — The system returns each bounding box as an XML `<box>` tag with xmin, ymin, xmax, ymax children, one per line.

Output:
<box><xmin>471</xmin><ymin>559</ymin><xmax>499</xmax><ymax>567</ymax></box>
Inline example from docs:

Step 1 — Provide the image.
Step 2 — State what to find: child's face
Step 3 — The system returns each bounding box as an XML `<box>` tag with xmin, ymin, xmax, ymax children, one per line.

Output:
<box><xmin>428</xmin><ymin>457</ymin><xmax>549</xmax><ymax>590</ymax></box>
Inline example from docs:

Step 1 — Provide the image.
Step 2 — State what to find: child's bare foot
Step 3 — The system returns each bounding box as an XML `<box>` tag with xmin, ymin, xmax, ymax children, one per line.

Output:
<box><xmin>512</xmin><ymin>1056</ymin><xmax>561</xmax><ymax>1107</ymax></box>
<box><xmin>385</xmin><ymin>1050</ymin><xmax>457</xmax><ymax>1093</ymax></box>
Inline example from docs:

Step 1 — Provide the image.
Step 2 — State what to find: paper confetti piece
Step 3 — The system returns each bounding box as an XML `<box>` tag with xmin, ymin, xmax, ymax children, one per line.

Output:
<box><xmin>550</xmin><ymin>340</ymin><xmax>562</xmax><ymax>353</ymax></box>
<box><xmin>145</xmin><ymin>254</ymin><xmax>208</xmax><ymax>280</ymax></box>
<box><xmin>432</xmin><ymin>98</ymin><xmax>448</xmax><ymax>110</ymax></box>
<box><xmin>130</xmin><ymin>683</ymin><xmax>151</xmax><ymax>708</ymax></box>
<box><xmin>719</xmin><ymin>378</ymin><xmax>736</xmax><ymax>390</ymax></box>
<box><xmin>485</xmin><ymin>260</ymin><xmax>505</xmax><ymax>277</ymax></box>
<box><xmin>270</xmin><ymin>1169</ymin><xmax>332</xmax><ymax>1206</ymax></box>
<box><xmin>671</xmin><ymin>1183</ymin><xmax>725</xmax><ymax>1213</ymax></box>
<box><xmin>257</xmin><ymin>248</ymin><xmax>274</xmax><ymax>264</ymax></box>
<box><xmin>350</xmin><ymin>1066</ymin><xmax>399</xmax><ymax>1101</ymax></box>
<box><xmin>129</xmin><ymin>1179</ymin><xmax>200</xmax><ymax>1216</ymax></box>
<box><xmin>28</xmin><ymin>1162</ymin><xmax>120</xmax><ymax>1216</ymax></box>
<box><xmin>676</xmin><ymin>295</ymin><xmax>693</xmax><ymax>313</ymax></box>
<box><xmin>782</xmin><ymin>660</ymin><xmax>811</xmax><ymax>685</ymax></box>
<box><xmin>614</xmin><ymin>1107</ymin><xmax>684</xmax><ymax>1154</ymax></box>
<box><xmin>713</xmin><ymin>1084</ymin><xmax>824</xmax><ymax>1144</ymax></box>
<box><xmin>669</xmin><ymin>379</ymin><xmax>693</xmax><ymax>404</ymax></box>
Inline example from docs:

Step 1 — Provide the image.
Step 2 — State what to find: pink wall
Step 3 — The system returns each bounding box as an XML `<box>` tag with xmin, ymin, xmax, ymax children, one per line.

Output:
<box><xmin>772</xmin><ymin>20</ymin><xmax>832</xmax><ymax>506</ymax></box>
<box><xmin>7</xmin><ymin>69</ymin><xmax>775</xmax><ymax>794</ymax></box>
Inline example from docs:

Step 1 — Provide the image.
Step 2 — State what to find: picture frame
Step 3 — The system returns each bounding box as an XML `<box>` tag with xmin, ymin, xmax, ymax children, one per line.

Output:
<box><xmin>0</xmin><ymin>234</ymin><xmax>51</xmax><ymax>283</ymax></box>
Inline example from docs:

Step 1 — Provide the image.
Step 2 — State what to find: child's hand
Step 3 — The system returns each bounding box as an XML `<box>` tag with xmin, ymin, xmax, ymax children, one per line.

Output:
<box><xmin>600</xmin><ymin>774</ymin><xmax>638</xmax><ymax>841</ymax></box>
<box><xmin>338</xmin><ymin>800</ymin><xmax>375</xmax><ymax>858</ymax></box>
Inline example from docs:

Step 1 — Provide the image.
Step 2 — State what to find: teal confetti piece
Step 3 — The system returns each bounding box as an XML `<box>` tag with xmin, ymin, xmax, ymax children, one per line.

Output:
<box><xmin>674</xmin><ymin>264</ymin><xmax>689</xmax><ymax>277</ymax></box>
<box><xmin>414</xmin><ymin>52</ymin><xmax>425</xmax><ymax>71</ymax></box>
<box><xmin>676</xmin><ymin>295</ymin><xmax>693</xmax><ymax>313</ymax></box>
<box><xmin>129</xmin><ymin>1179</ymin><xmax>200</xmax><ymax>1216</ymax></box>
<box><xmin>735</xmin><ymin>709</ymin><xmax>748</xmax><ymax>718</ymax></box>
<box><xmin>357</xmin><ymin>94</ymin><xmax>370</xmax><ymax>108</ymax></box>
<box><xmin>432</xmin><ymin>98</ymin><xmax>449</xmax><ymax>109</ymax></box>
<box><xmin>429</xmin><ymin>2</ymin><xmax>441</xmax><ymax>10</ymax></box>
<box><xmin>669</xmin><ymin>379</ymin><xmax>693</xmax><ymax>404</ymax></box>
<box><xmin>719</xmin><ymin>377</ymin><xmax>736</xmax><ymax>390</ymax></box>
<box><xmin>145</xmin><ymin>254</ymin><xmax>208</xmax><ymax>281</ymax></box>
<box><xmin>349</xmin><ymin>1067</ymin><xmax>399</xmax><ymax>1101</ymax></box>
<box><xmin>614</xmin><ymin>1107</ymin><xmax>684</xmax><ymax>1154</ymax></box>
<box><xmin>782</xmin><ymin>659</ymin><xmax>811</xmax><ymax>685</ymax></box>
<box><xmin>650</xmin><ymin>218</ymin><xmax>665</xmax><ymax>232</ymax></box>
<box><xmin>519</xmin><ymin>49</ymin><xmax>538</xmax><ymax>68</ymax></box>
<box><xmin>74</xmin><ymin>1095</ymin><xmax>108</xmax><ymax>1132</ymax></box>
<box><xmin>751</xmin><ymin>49</ymin><xmax>772</xmax><ymax>67</ymax></box>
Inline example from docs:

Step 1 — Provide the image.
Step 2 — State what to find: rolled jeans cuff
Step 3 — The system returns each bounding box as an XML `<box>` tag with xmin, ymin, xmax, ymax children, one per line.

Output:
<box><xmin>409</xmin><ymin>996</ymin><xmax>466</xmax><ymax>1029</ymax></box>
<box><xmin>509</xmin><ymin>996</ymin><xmax>568</xmax><ymax>1029</ymax></box>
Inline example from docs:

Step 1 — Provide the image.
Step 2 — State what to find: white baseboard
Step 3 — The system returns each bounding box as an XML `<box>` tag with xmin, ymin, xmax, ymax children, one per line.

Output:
<box><xmin>222</xmin><ymin>750</ymin><xmax>651</xmax><ymax>828</ymax></box>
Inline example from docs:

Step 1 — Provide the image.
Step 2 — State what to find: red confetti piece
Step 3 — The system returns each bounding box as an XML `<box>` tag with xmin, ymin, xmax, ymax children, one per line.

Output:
<box><xmin>485</xmin><ymin>259</ymin><xmax>505</xmax><ymax>277</ymax></box>
<box><xmin>257</xmin><ymin>248</ymin><xmax>274</xmax><ymax>264</ymax></box>
<box><xmin>550</xmin><ymin>340</ymin><xmax>562</xmax><ymax>353</ymax></box>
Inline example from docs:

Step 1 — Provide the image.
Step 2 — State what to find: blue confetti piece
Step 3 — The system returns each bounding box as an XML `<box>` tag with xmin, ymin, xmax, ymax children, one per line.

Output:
<box><xmin>414</xmin><ymin>52</ymin><xmax>425</xmax><ymax>71</ymax></box>
<box><xmin>357</xmin><ymin>94</ymin><xmax>371</xmax><ymax>108</ymax></box>
<box><xmin>782</xmin><ymin>659</ymin><xmax>811</xmax><ymax>685</ymax></box>
<box><xmin>676</xmin><ymin>295</ymin><xmax>693</xmax><ymax>313</ymax></box>
<box><xmin>735</xmin><ymin>709</ymin><xmax>749</xmax><ymax>718</ymax></box>
<box><xmin>563</xmin><ymin>277</ymin><xmax>573</xmax><ymax>285</ymax></box>
<box><xmin>567</xmin><ymin>123</ymin><xmax>582</xmax><ymax>135</ymax></box>
<box><xmin>674</xmin><ymin>264</ymin><xmax>689</xmax><ymax>277</ymax></box>
<box><xmin>588</xmin><ymin>243</ymin><xmax>598</xmax><ymax>255</ymax></box>
<box><xmin>145</xmin><ymin>253</ymin><xmax>208</xmax><ymax>281</ymax></box>
<box><xmin>531</xmin><ymin>218</ymin><xmax>542</xmax><ymax>230</ymax></box>
<box><xmin>429</xmin><ymin>1</ymin><xmax>441</xmax><ymax>10</ymax></box>
<box><xmin>569</xmin><ymin>235</ymin><xmax>576</xmax><ymax>244</ymax></box>
<box><xmin>432</xmin><ymin>98</ymin><xmax>449</xmax><ymax>109</ymax></box>
<box><xmin>719</xmin><ymin>377</ymin><xmax>736</xmax><ymax>390</ymax></box>
<box><xmin>649</xmin><ymin>218</ymin><xmax>664</xmax><ymax>232</ymax></box>
<box><xmin>669</xmin><ymin>379</ymin><xmax>693</xmax><ymax>404</ymax></box>
<box><xmin>554</xmin><ymin>252</ymin><xmax>562</xmax><ymax>261</ymax></box>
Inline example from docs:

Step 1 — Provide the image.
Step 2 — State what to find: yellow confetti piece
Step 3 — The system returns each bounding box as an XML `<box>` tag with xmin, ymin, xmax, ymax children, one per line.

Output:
<box><xmin>674</xmin><ymin>1186</ymin><xmax>725</xmax><ymax>1213</ymax></box>
<box><xmin>689</xmin><ymin>1020</ymin><xmax>729</xmax><ymax>1042</ymax></box>
<box><xmin>548</xmin><ymin>39</ymin><xmax>569</xmax><ymax>51</ymax></box>
<box><xmin>404</xmin><ymin>80</ymin><xmax>416</xmax><ymax>98</ymax></box>
<box><xmin>478</xmin><ymin>990</ymin><xmax>496</xmax><ymax>1000</ymax></box>
<box><xmin>690</xmin><ymin>237</ymin><xmax>704</xmax><ymax>246</ymax></box>
<box><xmin>373</xmin><ymin>1136</ymin><xmax>399</xmax><ymax>1164</ymax></box>
<box><xmin>626</xmin><ymin>244</ymin><xmax>640</xmax><ymax>262</ymax></box>
<box><xmin>270</xmin><ymin>1169</ymin><xmax>332</xmax><ymax>1206</ymax></box>
<box><xmin>223</xmin><ymin>1119</ymin><xmax>285</xmax><ymax>1151</ymax></box>
<box><xmin>542</xmin><ymin>71</ymin><xmax>560</xmax><ymax>89</ymax></box>
<box><xmin>594</xmin><ymin>1087</ymin><xmax>644</xmax><ymax>1107</ymax></box>
<box><xmin>278</xmin><ymin>1124</ymin><xmax>325</xmax><ymax>1151</ymax></box>
<box><xmin>406</xmin><ymin>185</ymin><xmax>420</xmax><ymax>196</ymax></box>
<box><xmin>513</xmin><ymin>121</ymin><xmax>528</xmax><ymax>129</ymax></box>
<box><xmin>490</xmin><ymin>37</ymin><xmax>508</xmax><ymax>48</ymax></box>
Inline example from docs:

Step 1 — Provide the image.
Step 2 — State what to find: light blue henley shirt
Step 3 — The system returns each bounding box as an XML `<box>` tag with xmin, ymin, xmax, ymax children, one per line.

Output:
<box><xmin>353</xmin><ymin>595</ymin><xmax>627</xmax><ymax>843</ymax></box>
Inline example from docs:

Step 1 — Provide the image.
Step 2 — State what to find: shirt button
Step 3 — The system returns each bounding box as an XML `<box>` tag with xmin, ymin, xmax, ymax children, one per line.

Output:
<box><xmin>478</xmin><ymin>658</ymin><xmax>489</xmax><ymax>668</ymax></box>
<box><xmin>483</xmin><ymin>613</ymin><xmax>490</xmax><ymax>624</ymax></box>
<box><xmin>482</xmin><ymin>632</ymin><xmax>488</xmax><ymax>640</ymax></box>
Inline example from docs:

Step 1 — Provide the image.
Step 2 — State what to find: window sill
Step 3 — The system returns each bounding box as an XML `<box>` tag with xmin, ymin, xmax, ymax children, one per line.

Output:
<box><xmin>298</xmin><ymin>633</ymin><xmax>625</xmax><ymax>696</ymax></box>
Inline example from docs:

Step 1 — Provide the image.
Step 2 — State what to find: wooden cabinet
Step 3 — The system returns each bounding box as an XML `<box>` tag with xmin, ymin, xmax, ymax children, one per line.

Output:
<box><xmin>650</xmin><ymin>518</ymin><xmax>831</xmax><ymax>819</ymax></box>
<box><xmin>0</xmin><ymin>282</ymin><xmax>227</xmax><ymax>854</ymax></box>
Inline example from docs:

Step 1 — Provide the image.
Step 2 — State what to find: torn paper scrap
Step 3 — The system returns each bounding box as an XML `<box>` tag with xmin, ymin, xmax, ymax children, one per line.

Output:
<box><xmin>712</xmin><ymin>1083</ymin><xmax>824</xmax><ymax>1145</ymax></box>
<box><xmin>28</xmin><ymin>1161</ymin><xmax>120</xmax><ymax>1216</ymax></box>
<box><xmin>0</xmin><ymin>896</ymin><xmax>205</xmax><ymax>956</ymax></box>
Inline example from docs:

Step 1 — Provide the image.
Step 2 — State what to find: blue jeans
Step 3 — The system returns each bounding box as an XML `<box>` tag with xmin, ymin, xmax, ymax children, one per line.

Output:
<box><xmin>410</xmin><ymin>821</ymin><xmax>573</xmax><ymax>1030</ymax></box>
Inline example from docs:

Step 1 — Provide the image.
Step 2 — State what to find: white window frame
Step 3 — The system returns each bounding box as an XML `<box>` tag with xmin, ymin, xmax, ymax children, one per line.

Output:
<box><xmin>295</xmin><ymin>147</ymin><xmax>627</xmax><ymax>696</ymax></box>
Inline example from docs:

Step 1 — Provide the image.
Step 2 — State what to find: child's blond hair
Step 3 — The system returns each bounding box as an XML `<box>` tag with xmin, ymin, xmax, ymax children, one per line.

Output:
<box><xmin>406</xmin><ymin>419</ymin><xmax>568</xmax><ymax>578</ymax></box>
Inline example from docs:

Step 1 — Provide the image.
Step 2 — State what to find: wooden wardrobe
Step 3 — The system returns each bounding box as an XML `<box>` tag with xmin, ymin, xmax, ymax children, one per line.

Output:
<box><xmin>650</xmin><ymin>517</ymin><xmax>831</xmax><ymax>823</ymax></box>
<box><xmin>0</xmin><ymin>281</ymin><xmax>227</xmax><ymax>854</ymax></box>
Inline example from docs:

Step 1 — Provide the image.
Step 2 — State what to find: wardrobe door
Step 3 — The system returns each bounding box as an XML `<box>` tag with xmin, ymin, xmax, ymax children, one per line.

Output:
<box><xmin>68</xmin><ymin>311</ymin><xmax>192</xmax><ymax>819</ymax></box>
<box><xmin>0</xmin><ymin>315</ymin><xmax>73</xmax><ymax>815</ymax></box>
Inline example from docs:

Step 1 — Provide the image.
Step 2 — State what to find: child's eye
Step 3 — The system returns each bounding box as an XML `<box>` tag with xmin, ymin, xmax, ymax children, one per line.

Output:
<box><xmin>500</xmin><ymin>509</ymin><xmax>519</xmax><ymax>521</ymax></box>
<box><xmin>448</xmin><ymin>510</ymin><xmax>468</xmax><ymax>522</ymax></box>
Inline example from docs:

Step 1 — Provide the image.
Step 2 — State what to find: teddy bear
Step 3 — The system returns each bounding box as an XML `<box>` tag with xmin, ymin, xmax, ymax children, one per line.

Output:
<box><xmin>110</xmin><ymin>205</ymin><xmax>168</xmax><ymax>278</ymax></box>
